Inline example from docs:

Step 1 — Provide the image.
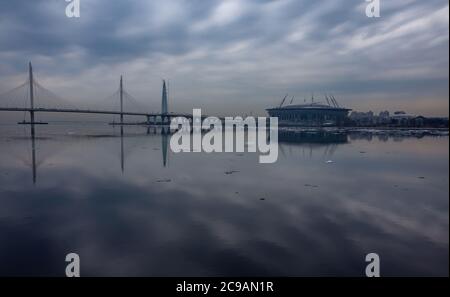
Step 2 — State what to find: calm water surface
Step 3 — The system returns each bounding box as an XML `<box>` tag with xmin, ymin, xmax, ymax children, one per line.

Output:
<box><xmin>0</xmin><ymin>124</ymin><xmax>448</xmax><ymax>276</ymax></box>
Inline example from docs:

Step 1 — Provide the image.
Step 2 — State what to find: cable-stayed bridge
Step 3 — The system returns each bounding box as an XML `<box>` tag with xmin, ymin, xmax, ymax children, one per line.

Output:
<box><xmin>0</xmin><ymin>63</ymin><xmax>226</xmax><ymax>185</ymax></box>
<box><xmin>0</xmin><ymin>62</ymin><xmax>194</xmax><ymax>125</ymax></box>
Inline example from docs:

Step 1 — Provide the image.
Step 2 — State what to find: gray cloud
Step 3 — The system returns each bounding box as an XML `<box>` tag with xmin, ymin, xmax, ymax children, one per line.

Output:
<box><xmin>0</xmin><ymin>0</ymin><xmax>448</xmax><ymax>116</ymax></box>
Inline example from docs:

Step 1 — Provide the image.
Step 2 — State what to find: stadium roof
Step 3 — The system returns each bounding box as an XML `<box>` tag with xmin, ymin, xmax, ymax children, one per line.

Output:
<box><xmin>267</xmin><ymin>102</ymin><xmax>351</xmax><ymax>111</ymax></box>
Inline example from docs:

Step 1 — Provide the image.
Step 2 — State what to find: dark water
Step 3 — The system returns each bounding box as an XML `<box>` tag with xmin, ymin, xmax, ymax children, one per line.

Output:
<box><xmin>0</xmin><ymin>124</ymin><xmax>448</xmax><ymax>276</ymax></box>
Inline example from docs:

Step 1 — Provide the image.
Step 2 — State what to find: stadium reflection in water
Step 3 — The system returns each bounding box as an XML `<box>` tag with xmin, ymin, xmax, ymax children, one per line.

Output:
<box><xmin>0</xmin><ymin>124</ymin><xmax>448</xmax><ymax>276</ymax></box>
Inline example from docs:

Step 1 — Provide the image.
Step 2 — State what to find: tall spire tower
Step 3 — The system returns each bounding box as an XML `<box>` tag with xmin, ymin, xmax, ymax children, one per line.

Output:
<box><xmin>161</xmin><ymin>80</ymin><xmax>168</xmax><ymax>115</ymax></box>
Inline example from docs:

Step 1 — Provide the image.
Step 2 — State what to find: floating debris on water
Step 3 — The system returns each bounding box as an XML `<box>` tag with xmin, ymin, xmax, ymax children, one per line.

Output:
<box><xmin>225</xmin><ymin>170</ymin><xmax>240</xmax><ymax>175</ymax></box>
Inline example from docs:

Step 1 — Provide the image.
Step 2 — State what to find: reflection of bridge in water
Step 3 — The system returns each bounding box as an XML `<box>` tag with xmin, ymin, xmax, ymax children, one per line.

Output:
<box><xmin>16</xmin><ymin>126</ymin><xmax>170</xmax><ymax>185</ymax></box>
<box><xmin>16</xmin><ymin>126</ymin><xmax>351</xmax><ymax>184</ymax></box>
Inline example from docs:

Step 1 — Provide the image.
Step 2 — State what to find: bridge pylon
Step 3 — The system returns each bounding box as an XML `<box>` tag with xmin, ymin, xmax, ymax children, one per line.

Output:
<box><xmin>120</xmin><ymin>75</ymin><xmax>124</xmax><ymax>124</ymax></box>
<box><xmin>18</xmin><ymin>62</ymin><xmax>48</xmax><ymax>126</ymax></box>
<box><xmin>29</xmin><ymin>62</ymin><xmax>35</xmax><ymax>125</ymax></box>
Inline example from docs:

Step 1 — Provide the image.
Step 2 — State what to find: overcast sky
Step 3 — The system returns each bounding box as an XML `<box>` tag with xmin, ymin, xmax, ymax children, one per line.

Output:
<box><xmin>0</xmin><ymin>0</ymin><xmax>448</xmax><ymax>116</ymax></box>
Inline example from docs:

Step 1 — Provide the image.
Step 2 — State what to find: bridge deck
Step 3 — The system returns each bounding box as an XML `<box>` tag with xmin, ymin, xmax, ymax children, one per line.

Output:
<box><xmin>0</xmin><ymin>107</ymin><xmax>193</xmax><ymax>118</ymax></box>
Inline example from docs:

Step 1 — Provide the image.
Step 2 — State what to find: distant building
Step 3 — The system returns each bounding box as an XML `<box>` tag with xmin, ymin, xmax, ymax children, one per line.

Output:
<box><xmin>422</xmin><ymin>117</ymin><xmax>449</xmax><ymax>128</ymax></box>
<box><xmin>378</xmin><ymin>111</ymin><xmax>390</xmax><ymax>125</ymax></box>
<box><xmin>349</xmin><ymin>111</ymin><xmax>375</xmax><ymax>126</ymax></box>
<box><xmin>390</xmin><ymin>112</ymin><xmax>418</xmax><ymax>126</ymax></box>
<box><xmin>267</xmin><ymin>96</ymin><xmax>448</xmax><ymax>128</ymax></box>
<box><xmin>266</xmin><ymin>100</ymin><xmax>351</xmax><ymax>127</ymax></box>
<box><xmin>349</xmin><ymin>109</ymin><xmax>449</xmax><ymax>128</ymax></box>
